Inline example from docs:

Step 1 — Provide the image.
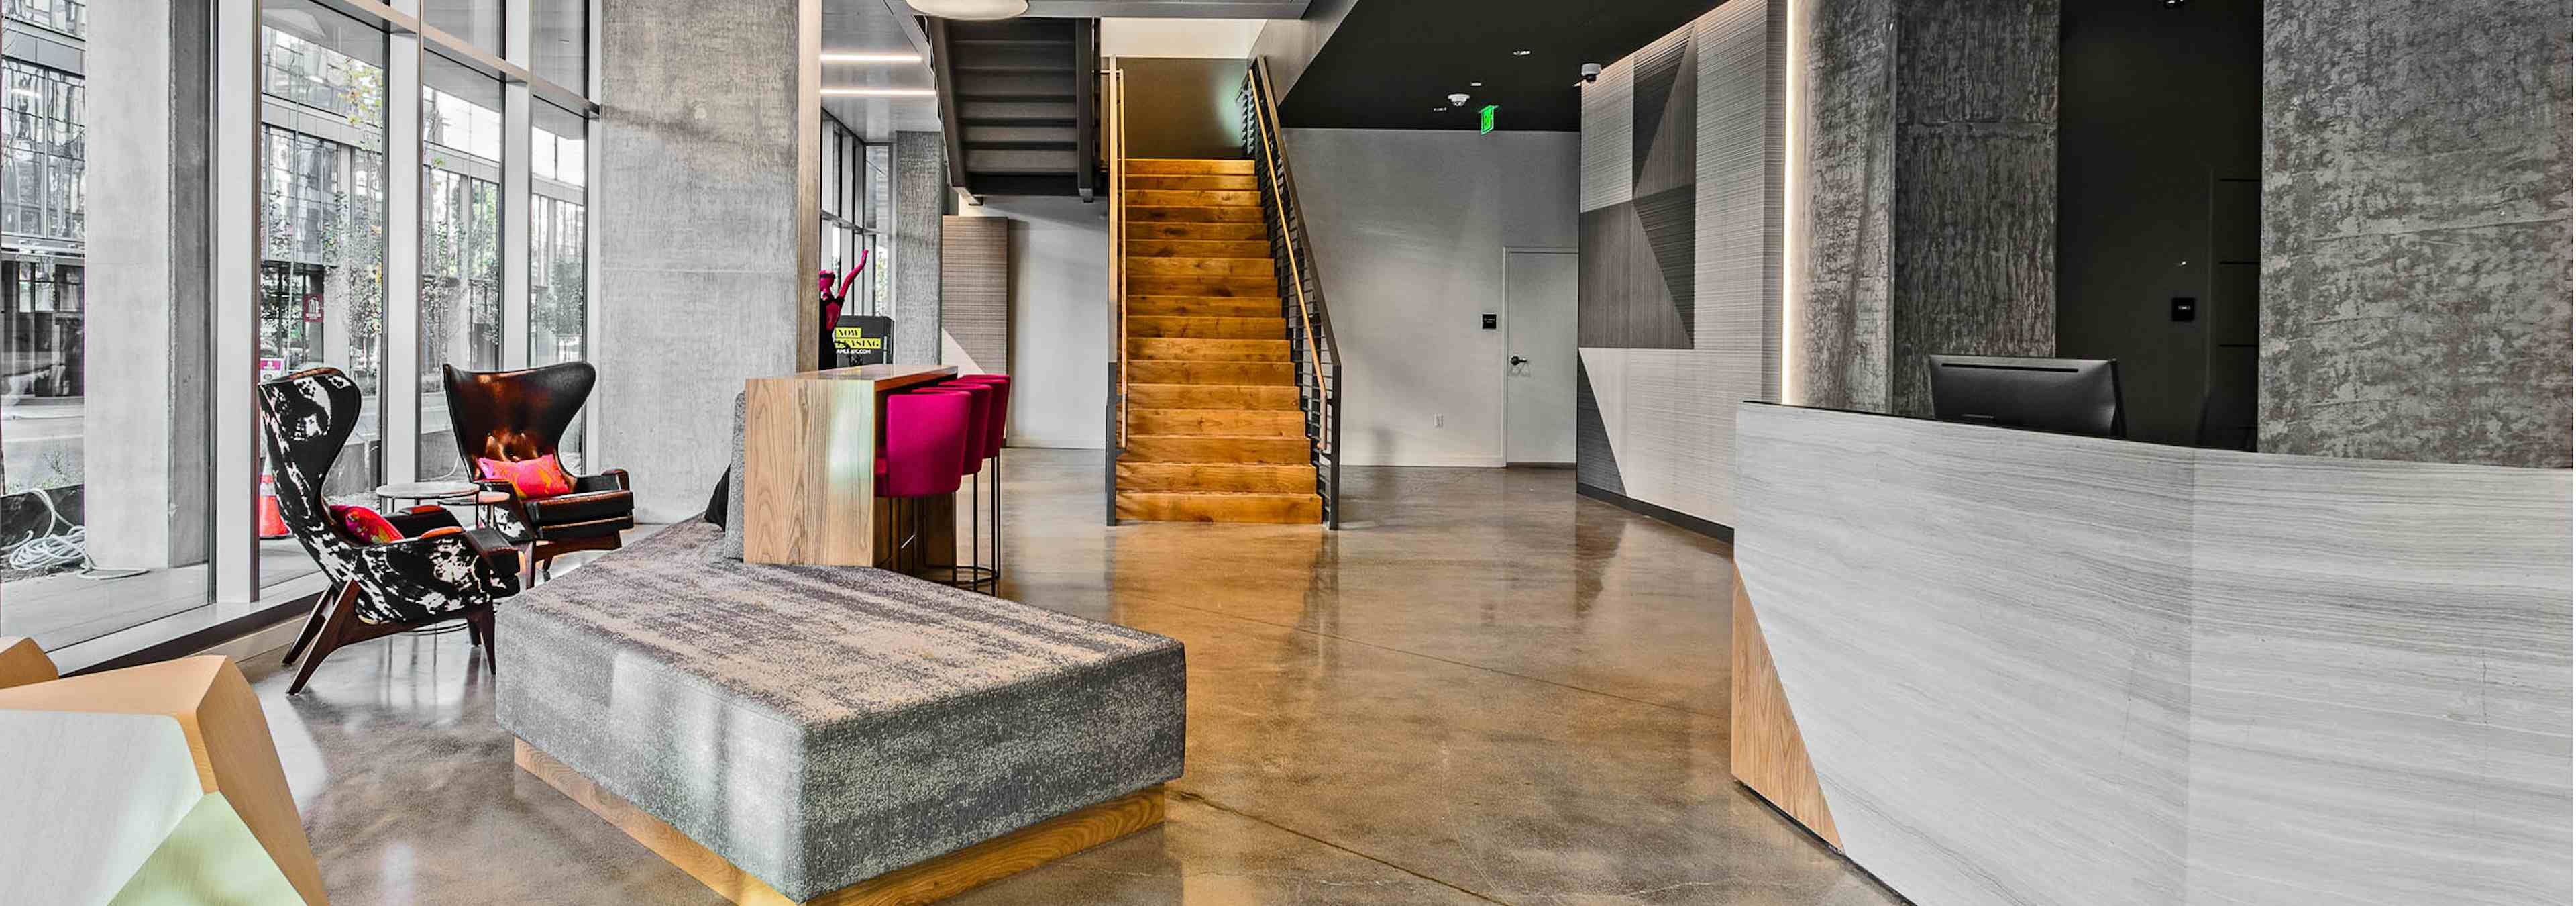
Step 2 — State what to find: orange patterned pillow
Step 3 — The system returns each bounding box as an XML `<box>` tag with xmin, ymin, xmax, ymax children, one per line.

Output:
<box><xmin>328</xmin><ymin>505</ymin><xmax>405</xmax><ymax>545</ymax></box>
<box><xmin>477</xmin><ymin>454</ymin><xmax>575</xmax><ymax>499</ymax></box>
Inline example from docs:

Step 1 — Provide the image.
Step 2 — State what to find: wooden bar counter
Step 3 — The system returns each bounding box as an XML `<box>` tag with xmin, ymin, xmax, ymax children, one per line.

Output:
<box><xmin>741</xmin><ymin>364</ymin><xmax>958</xmax><ymax>568</ymax></box>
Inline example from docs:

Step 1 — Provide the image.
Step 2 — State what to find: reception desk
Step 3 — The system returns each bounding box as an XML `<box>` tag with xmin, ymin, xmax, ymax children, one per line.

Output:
<box><xmin>1731</xmin><ymin>402</ymin><xmax>2571</xmax><ymax>906</ymax></box>
<box><xmin>741</xmin><ymin>363</ymin><xmax>959</xmax><ymax>568</ymax></box>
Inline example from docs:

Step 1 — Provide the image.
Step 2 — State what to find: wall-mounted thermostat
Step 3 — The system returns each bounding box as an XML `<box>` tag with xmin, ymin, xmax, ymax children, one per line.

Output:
<box><xmin>1481</xmin><ymin>313</ymin><xmax>1497</xmax><ymax>330</ymax></box>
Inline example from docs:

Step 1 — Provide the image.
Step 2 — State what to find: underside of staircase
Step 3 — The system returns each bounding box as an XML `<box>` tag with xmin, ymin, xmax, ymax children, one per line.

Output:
<box><xmin>1117</xmin><ymin>158</ymin><xmax>1323</xmax><ymax>525</ymax></box>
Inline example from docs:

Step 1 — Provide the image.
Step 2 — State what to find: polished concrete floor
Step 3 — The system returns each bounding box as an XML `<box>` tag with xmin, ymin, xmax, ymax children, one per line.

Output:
<box><xmin>242</xmin><ymin>450</ymin><xmax>1905</xmax><ymax>905</ymax></box>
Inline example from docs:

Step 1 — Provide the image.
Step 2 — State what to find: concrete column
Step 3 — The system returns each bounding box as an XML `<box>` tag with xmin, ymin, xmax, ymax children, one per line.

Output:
<box><xmin>2259</xmin><ymin>0</ymin><xmax>2573</xmax><ymax>467</ymax></box>
<box><xmin>893</xmin><ymin>131</ymin><xmax>945</xmax><ymax>366</ymax></box>
<box><xmin>1792</xmin><ymin>0</ymin><xmax>2057</xmax><ymax>417</ymax></box>
<box><xmin>84</xmin><ymin>0</ymin><xmax>212</xmax><ymax>569</ymax></box>
<box><xmin>212</xmin><ymin>0</ymin><xmax>261</xmax><ymax>599</ymax></box>
<box><xmin>594</xmin><ymin>0</ymin><xmax>821</xmax><ymax>521</ymax></box>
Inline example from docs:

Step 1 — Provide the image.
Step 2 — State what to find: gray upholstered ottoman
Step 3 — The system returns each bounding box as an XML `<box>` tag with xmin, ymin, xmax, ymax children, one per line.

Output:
<box><xmin>494</xmin><ymin>521</ymin><xmax>1185</xmax><ymax>903</ymax></box>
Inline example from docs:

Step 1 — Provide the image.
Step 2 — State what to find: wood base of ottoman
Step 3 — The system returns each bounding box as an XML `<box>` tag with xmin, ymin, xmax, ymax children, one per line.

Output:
<box><xmin>514</xmin><ymin>738</ymin><xmax>1166</xmax><ymax>905</ymax></box>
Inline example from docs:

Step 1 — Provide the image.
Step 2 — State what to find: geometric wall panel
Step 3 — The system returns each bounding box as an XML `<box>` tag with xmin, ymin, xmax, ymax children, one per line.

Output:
<box><xmin>1574</xmin><ymin>357</ymin><xmax>1625</xmax><ymax>494</ymax></box>
<box><xmin>1576</xmin><ymin>0</ymin><xmax>1782</xmax><ymax>530</ymax></box>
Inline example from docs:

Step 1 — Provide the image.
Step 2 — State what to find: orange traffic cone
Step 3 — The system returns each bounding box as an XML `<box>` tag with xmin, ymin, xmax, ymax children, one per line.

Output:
<box><xmin>258</xmin><ymin>474</ymin><xmax>291</xmax><ymax>539</ymax></box>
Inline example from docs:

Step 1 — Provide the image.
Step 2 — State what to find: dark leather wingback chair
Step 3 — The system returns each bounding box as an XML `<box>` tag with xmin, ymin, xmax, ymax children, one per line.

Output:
<box><xmin>259</xmin><ymin>367</ymin><xmax>519</xmax><ymax>695</ymax></box>
<box><xmin>441</xmin><ymin>362</ymin><xmax>635</xmax><ymax>578</ymax></box>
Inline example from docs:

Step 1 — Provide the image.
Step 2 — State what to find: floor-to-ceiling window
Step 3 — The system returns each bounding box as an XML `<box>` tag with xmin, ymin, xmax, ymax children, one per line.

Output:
<box><xmin>0</xmin><ymin>1</ymin><xmax>95</xmax><ymax>640</ymax></box>
<box><xmin>260</xmin><ymin>0</ymin><xmax>388</xmax><ymax>569</ymax></box>
<box><xmin>531</xmin><ymin>99</ymin><xmax>586</xmax><ymax>468</ymax></box>
<box><xmin>0</xmin><ymin>0</ymin><xmax>600</xmax><ymax>668</ymax></box>
<box><xmin>418</xmin><ymin>54</ymin><xmax>502</xmax><ymax>481</ymax></box>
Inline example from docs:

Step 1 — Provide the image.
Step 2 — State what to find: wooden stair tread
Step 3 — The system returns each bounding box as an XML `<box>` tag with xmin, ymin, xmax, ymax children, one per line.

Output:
<box><xmin>1113</xmin><ymin>490</ymin><xmax>1323</xmax><ymax>525</ymax></box>
<box><xmin>1125</xmin><ymin>158</ymin><xmax>1256</xmax><ymax>174</ymax></box>
<box><xmin>1116</xmin><ymin>157</ymin><xmax>1318</xmax><ymax>523</ymax></box>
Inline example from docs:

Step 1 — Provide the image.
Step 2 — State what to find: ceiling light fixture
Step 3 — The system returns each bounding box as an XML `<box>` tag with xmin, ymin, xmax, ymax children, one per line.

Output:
<box><xmin>1512</xmin><ymin>49</ymin><xmax>1534</xmax><ymax>56</ymax></box>
<box><xmin>1434</xmin><ymin>107</ymin><xmax>1450</xmax><ymax>112</ymax></box>
<box><xmin>1469</xmin><ymin>82</ymin><xmax>1484</xmax><ymax>87</ymax></box>
<box><xmin>821</xmin><ymin>52</ymin><xmax>924</xmax><ymax>64</ymax></box>
<box><xmin>823</xmin><ymin>87</ymin><xmax>937</xmax><ymax>97</ymax></box>
<box><xmin>906</xmin><ymin>0</ymin><xmax>1028</xmax><ymax>19</ymax></box>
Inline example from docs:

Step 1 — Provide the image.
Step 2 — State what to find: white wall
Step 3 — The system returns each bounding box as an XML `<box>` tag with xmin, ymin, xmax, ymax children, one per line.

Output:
<box><xmin>1102</xmin><ymin>18</ymin><xmax>1266</xmax><ymax>58</ymax></box>
<box><xmin>957</xmin><ymin>195</ymin><xmax>1112</xmax><ymax>450</ymax></box>
<box><xmin>1283</xmin><ymin>128</ymin><xmax>1582</xmax><ymax>467</ymax></box>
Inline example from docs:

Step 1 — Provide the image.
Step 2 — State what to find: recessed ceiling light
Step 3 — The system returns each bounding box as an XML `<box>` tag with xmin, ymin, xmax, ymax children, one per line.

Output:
<box><xmin>1469</xmin><ymin>82</ymin><xmax>1483</xmax><ymax>87</ymax></box>
<box><xmin>1512</xmin><ymin>50</ymin><xmax>1533</xmax><ymax>56</ymax></box>
<box><xmin>823</xmin><ymin>87</ymin><xmax>937</xmax><ymax>97</ymax></box>
<box><xmin>821</xmin><ymin>52</ymin><xmax>924</xmax><ymax>64</ymax></box>
<box><xmin>907</xmin><ymin>0</ymin><xmax>1028</xmax><ymax>19</ymax></box>
<box><xmin>1434</xmin><ymin>107</ymin><xmax>1450</xmax><ymax>112</ymax></box>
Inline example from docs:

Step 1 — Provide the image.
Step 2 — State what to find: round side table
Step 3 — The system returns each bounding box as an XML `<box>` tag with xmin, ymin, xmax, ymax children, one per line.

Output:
<box><xmin>374</xmin><ymin>481</ymin><xmax>479</xmax><ymax>514</ymax></box>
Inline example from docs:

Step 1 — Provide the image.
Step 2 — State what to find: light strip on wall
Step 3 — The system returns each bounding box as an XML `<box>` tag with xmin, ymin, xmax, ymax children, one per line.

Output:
<box><xmin>821</xmin><ymin>52</ymin><xmax>924</xmax><ymax>64</ymax></box>
<box><xmin>1780</xmin><ymin>0</ymin><xmax>1805</xmax><ymax>407</ymax></box>
<box><xmin>822</xmin><ymin>88</ymin><xmax>936</xmax><ymax>97</ymax></box>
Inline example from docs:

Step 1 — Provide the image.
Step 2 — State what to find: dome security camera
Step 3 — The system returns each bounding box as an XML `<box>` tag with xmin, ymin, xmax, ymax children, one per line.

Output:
<box><xmin>1580</xmin><ymin>62</ymin><xmax>1603</xmax><ymax>83</ymax></box>
<box><xmin>1448</xmin><ymin>93</ymin><xmax>1472</xmax><ymax>107</ymax></box>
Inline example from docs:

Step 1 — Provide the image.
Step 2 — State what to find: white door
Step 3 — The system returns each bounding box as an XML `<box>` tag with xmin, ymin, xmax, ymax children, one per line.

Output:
<box><xmin>1504</xmin><ymin>250</ymin><xmax>1579</xmax><ymax>464</ymax></box>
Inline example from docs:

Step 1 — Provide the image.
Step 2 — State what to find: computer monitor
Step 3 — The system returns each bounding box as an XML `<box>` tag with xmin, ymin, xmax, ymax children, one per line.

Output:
<box><xmin>1925</xmin><ymin>354</ymin><xmax>2126</xmax><ymax>438</ymax></box>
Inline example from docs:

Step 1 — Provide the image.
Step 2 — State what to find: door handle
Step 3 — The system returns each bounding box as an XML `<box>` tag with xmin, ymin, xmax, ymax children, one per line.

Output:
<box><xmin>1508</xmin><ymin>356</ymin><xmax>1528</xmax><ymax>366</ymax></box>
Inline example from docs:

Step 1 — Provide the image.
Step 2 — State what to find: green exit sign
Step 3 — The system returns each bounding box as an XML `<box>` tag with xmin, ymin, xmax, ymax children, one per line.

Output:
<box><xmin>1479</xmin><ymin>105</ymin><xmax>1498</xmax><ymax>134</ymax></box>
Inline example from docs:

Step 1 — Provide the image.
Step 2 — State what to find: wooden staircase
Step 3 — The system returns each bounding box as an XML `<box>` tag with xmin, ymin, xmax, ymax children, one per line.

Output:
<box><xmin>1116</xmin><ymin>158</ymin><xmax>1323</xmax><ymax>524</ymax></box>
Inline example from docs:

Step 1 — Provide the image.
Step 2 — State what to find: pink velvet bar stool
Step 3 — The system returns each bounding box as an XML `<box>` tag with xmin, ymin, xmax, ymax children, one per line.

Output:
<box><xmin>921</xmin><ymin>379</ymin><xmax>998</xmax><ymax>591</ymax></box>
<box><xmin>949</xmin><ymin>374</ymin><xmax>1010</xmax><ymax>585</ymax></box>
<box><xmin>876</xmin><ymin>390</ymin><xmax>971</xmax><ymax>573</ymax></box>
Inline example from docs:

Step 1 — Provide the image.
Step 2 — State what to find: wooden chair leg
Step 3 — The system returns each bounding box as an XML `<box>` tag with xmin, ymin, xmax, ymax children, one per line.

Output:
<box><xmin>281</xmin><ymin>582</ymin><xmax>342</xmax><ymax>666</ymax></box>
<box><xmin>286</xmin><ymin>584</ymin><xmax>362</xmax><ymax>695</ymax></box>
<box><xmin>465</xmin><ymin>613</ymin><xmax>484</xmax><ymax>648</ymax></box>
<box><xmin>468</xmin><ymin>609</ymin><xmax>497</xmax><ymax>673</ymax></box>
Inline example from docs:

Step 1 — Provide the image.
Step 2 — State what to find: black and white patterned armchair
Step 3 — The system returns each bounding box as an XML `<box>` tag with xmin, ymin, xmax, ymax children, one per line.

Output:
<box><xmin>259</xmin><ymin>366</ymin><xmax>519</xmax><ymax>695</ymax></box>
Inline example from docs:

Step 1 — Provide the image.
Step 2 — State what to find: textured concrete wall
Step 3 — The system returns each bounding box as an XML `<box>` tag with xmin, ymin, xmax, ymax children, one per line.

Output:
<box><xmin>2261</xmin><ymin>0</ymin><xmax>2573</xmax><ymax>467</ymax></box>
<box><xmin>894</xmin><ymin>132</ymin><xmax>945</xmax><ymax>366</ymax></box>
<box><xmin>596</xmin><ymin>0</ymin><xmax>818</xmax><ymax>521</ymax></box>
<box><xmin>1886</xmin><ymin>0</ymin><xmax>2059</xmax><ymax>417</ymax></box>
<box><xmin>1792</xmin><ymin>0</ymin><xmax>2056</xmax><ymax>416</ymax></box>
<box><xmin>1791</xmin><ymin>0</ymin><xmax>1894</xmax><ymax>411</ymax></box>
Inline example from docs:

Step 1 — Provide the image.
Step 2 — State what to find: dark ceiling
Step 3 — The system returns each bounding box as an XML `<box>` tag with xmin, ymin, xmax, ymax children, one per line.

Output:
<box><xmin>1278</xmin><ymin>0</ymin><xmax>1725</xmax><ymax>131</ymax></box>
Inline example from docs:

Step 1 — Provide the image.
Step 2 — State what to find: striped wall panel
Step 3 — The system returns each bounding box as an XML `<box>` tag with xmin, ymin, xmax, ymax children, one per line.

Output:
<box><xmin>1575</xmin><ymin>0</ymin><xmax>1783</xmax><ymax>530</ymax></box>
<box><xmin>940</xmin><ymin>215</ymin><xmax>1010</xmax><ymax>376</ymax></box>
<box><xmin>1579</xmin><ymin>56</ymin><xmax>1633</xmax><ymax>213</ymax></box>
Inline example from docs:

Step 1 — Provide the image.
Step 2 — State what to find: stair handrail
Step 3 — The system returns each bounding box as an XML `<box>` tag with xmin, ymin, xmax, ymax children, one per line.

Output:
<box><xmin>1243</xmin><ymin>62</ymin><xmax>1326</xmax><ymax>403</ymax></box>
<box><xmin>1241</xmin><ymin>58</ymin><xmax>1342</xmax><ymax>528</ymax></box>
<box><xmin>1108</xmin><ymin>62</ymin><xmax>1129</xmax><ymax>450</ymax></box>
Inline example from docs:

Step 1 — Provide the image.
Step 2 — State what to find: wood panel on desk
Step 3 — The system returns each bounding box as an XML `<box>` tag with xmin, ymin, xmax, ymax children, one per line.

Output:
<box><xmin>743</xmin><ymin>365</ymin><xmax>957</xmax><ymax>567</ymax></box>
<box><xmin>1729</xmin><ymin>574</ymin><xmax>1840</xmax><ymax>848</ymax></box>
<box><xmin>515</xmin><ymin>740</ymin><xmax>1164</xmax><ymax>906</ymax></box>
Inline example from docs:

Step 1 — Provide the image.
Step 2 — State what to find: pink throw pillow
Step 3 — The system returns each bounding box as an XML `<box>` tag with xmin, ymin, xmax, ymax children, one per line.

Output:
<box><xmin>328</xmin><ymin>505</ymin><xmax>405</xmax><ymax>545</ymax></box>
<box><xmin>477</xmin><ymin>453</ymin><xmax>576</xmax><ymax>499</ymax></box>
